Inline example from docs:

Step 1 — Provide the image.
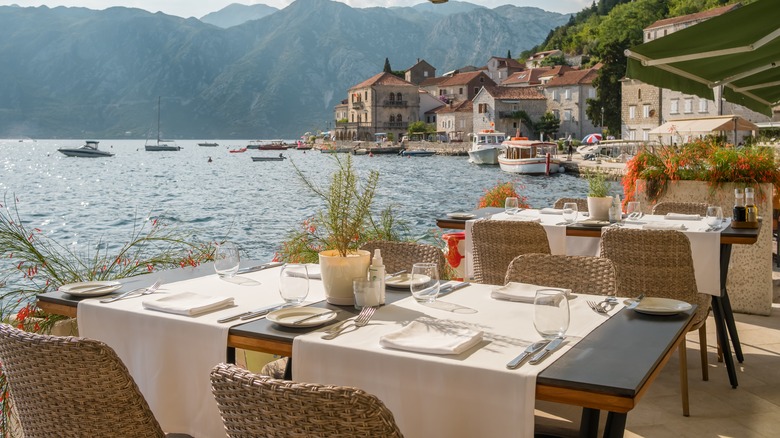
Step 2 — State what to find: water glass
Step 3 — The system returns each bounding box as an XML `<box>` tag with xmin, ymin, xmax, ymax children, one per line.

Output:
<box><xmin>410</xmin><ymin>262</ymin><xmax>440</xmax><ymax>303</ymax></box>
<box><xmin>533</xmin><ymin>289</ymin><xmax>570</xmax><ymax>340</ymax></box>
<box><xmin>562</xmin><ymin>202</ymin><xmax>578</xmax><ymax>223</ymax></box>
<box><xmin>214</xmin><ymin>241</ymin><xmax>240</xmax><ymax>278</ymax></box>
<box><xmin>353</xmin><ymin>279</ymin><xmax>379</xmax><ymax>309</ymax></box>
<box><xmin>626</xmin><ymin>201</ymin><xmax>641</xmax><ymax>217</ymax></box>
<box><xmin>706</xmin><ymin>206</ymin><xmax>724</xmax><ymax>229</ymax></box>
<box><xmin>279</xmin><ymin>264</ymin><xmax>309</xmax><ymax>304</ymax></box>
<box><xmin>505</xmin><ymin>197</ymin><xmax>519</xmax><ymax>215</ymax></box>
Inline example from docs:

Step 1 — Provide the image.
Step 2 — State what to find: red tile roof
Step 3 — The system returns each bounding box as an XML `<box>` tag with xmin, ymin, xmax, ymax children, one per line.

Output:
<box><xmin>438</xmin><ymin>71</ymin><xmax>494</xmax><ymax>87</ymax></box>
<box><xmin>544</xmin><ymin>67</ymin><xmax>600</xmax><ymax>87</ymax></box>
<box><xmin>419</xmin><ymin>76</ymin><xmax>448</xmax><ymax>87</ymax></box>
<box><xmin>488</xmin><ymin>56</ymin><xmax>525</xmax><ymax>69</ymax></box>
<box><xmin>502</xmin><ymin>67</ymin><xmax>553</xmax><ymax>86</ymax></box>
<box><xmin>486</xmin><ymin>86</ymin><xmax>546</xmax><ymax>100</ymax></box>
<box><xmin>349</xmin><ymin>72</ymin><xmax>415</xmax><ymax>90</ymax></box>
<box><xmin>434</xmin><ymin>100</ymin><xmax>473</xmax><ymax>114</ymax></box>
<box><xmin>646</xmin><ymin>4</ymin><xmax>740</xmax><ymax>30</ymax></box>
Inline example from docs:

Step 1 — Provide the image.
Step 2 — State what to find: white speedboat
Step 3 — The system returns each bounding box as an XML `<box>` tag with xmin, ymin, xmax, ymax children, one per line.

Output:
<box><xmin>467</xmin><ymin>130</ymin><xmax>506</xmax><ymax>165</ymax></box>
<box><xmin>498</xmin><ymin>140</ymin><xmax>560</xmax><ymax>175</ymax></box>
<box><xmin>58</xmin><ymin>141</ymin><xmax>114</xmax><ymax>158</ymax></box>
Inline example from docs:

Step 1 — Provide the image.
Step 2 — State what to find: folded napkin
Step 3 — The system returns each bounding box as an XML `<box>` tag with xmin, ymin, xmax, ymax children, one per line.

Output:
<box><xmin>491</xmin><ymin>282</ymin><xmax>571</xmax><ymax>303</ymax></box>
<box><xmin>286</xmin><ymin>263</ymin><xmax>321</xmax><ymax>280</ymax></box>
<box><xmin>142</xmin><ymin>292</ymin><xmax>234</xmax><ymax>316</ymax></box>
<box><xmin>642</xmin><ymin>222</ymin><xmax>687</xmax><ymax>230</ymax></box>
<box><xmin>379</xmin><ymin>320</ymin><xmax>483</xmax><ymax>355</ymax></box>
<box><xmin>506</xmin><ymin>216</ymin><xmax>541</xmax><ymax>223</ymax></box>
<box><xmin>539</xmin><ymin>208</ymin><xmax>564</xmax><ymax>215</ymax></box>
<box><xmin>665</xmin><ymin>213</ymin><xmax>701</xmax><ymax>221</ymax></box>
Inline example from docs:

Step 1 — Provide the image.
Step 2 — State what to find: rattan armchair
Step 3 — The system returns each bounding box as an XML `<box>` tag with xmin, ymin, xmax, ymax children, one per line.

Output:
<box><xmin>472</xmin><ymin>220</ymin><xmax>550</xmax><ymax>285</ymax></box>
<box><xmin>651</xmin><ymin>201</ymin><xmax>709</xmax><ymax>216</ymax></box>
<box><xmin>211</xmin><ymin>363</ymin><xmax>404</xmax><ymax>438</ymax></box>
<box><xmin>360</xmin><ymin>241</ymin><xmax>447</xmax><ymax>279</ymax></box>
<box><xmin>505</xmin><ymin>254</ymin><xmax>617</xmax><ymax>296</ymax></box>
<box><xmin>599</xmin><ymin>228</ymin><xmax>711</xmax><ymax>417</ymax></box>
<box><xmin>552</xmin><ymin>197</ymin><xmax>589</xmax><ymax>212</ymax></box>
<box><xmin>0</xmin><ymin>324</ymin><xmax>165</xmax><ymax>437</ymax></box>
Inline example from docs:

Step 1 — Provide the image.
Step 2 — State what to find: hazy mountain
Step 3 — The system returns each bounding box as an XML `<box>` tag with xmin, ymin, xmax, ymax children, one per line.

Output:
<box><xmin>0</xmin><ymin>0</ymin><xmax>569</xmax><ymax>138</ymax></box>
<box><xmin>200</xmin><ymin>3</ymin><xmax>279</xmax><ymax>28</ymax></box>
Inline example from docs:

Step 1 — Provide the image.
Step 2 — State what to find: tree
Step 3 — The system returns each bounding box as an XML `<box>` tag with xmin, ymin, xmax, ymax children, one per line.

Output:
<box><xmin>535</xmin><ymin>112</ymin><xmax>561</xmax><ymax>140</ymax></box>
<box><xmin>407</xmin><ymin>121</ymin><xmax>433</xmax><ymax>134</ymax></box>
<box><xmin>540</xmin><ymin>55</ymin><xmax>568</xmax><ymax>67</ymax></box>
<box><xmin>383</xmin><ymin>58</ymin><xmax>392</xmax><ymax>73</ymax></box>
<box><xmin>586</xmin><ymin>41</ymin><xmax>624</xmax><ymax>135</ymax></box>
<box><xmin>506</xmin><ymin>50</ymin><xmax>511</xmax><ymax>59</ymax></box>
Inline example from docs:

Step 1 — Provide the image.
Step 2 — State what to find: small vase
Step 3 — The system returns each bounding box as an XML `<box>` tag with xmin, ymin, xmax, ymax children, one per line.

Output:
<box><xmin>587</xmin><ymin>196</ymin><xmax>613</xmax><ymax>221</ymax></box>
<box><xmin>318</xmin><ymin>249</ymin><xmax>371</xmax><ymax>305</ymax></box>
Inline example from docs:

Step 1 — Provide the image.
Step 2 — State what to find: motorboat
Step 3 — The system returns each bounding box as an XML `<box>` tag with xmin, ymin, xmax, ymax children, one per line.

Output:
<box><xmin>576</xmin><ymin>139</ymin><xmax>653</xmax><ymax>162</ymax></box>
<box><xmin>248</xmin><ymin>140</ymin><xmax>287</xmax><ymax>150</ymax></box>
<box><xmin>197</xmin><ymin>142</ymin><xmax>219</xmax><ymax>147</ymax></box>
<box><xmin>498</xmin><ymin>139</ymin><xmax>560</xmax><ymax>175</ymax></box>
<box><xmin>320</xmin><ymin>144</ymin><xmax>352</xmax><ymax>153</ymax></box>
<box><xmin>251</xmin><ymin>155</ymin><xmax>286</xmax><ymax>161</ymax></box>
<box><xmin>370</xmin><ymin>145</ymin><xmax>405</xmax><ymax>154</ymax></box>
<box><xmin>229</xmin><ymin>147</ymin><xmax>247</xmax><ymax>153</ymax></box>
<box><xmin>145</xmin><ymin>97</ymin><xmax>181</xmax><ymax>152</ymax></box>
<box><xmin>467</xmin><ymin>130</ymin><xmax>507</xmax><ymax>165</ymax></box>
<box><xmin>400</xmin><ymin>150</ymin><xmax>435</xmax><ymax>157</ymax></box>
<box><xmin>58</xmin><ymin>140</ymin><xmax>114</xmax><ymax>158</ymax></box>
<box><xmin>352</xmin><ymin>148</ymin><xmax>368</xmax><ymax>155</ymax></box>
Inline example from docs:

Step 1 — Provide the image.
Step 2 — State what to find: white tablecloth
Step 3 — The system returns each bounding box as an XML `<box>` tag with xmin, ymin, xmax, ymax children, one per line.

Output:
<box><xmin>293</xmin><ymin>283</ymin><xmax>621</xmax><ymax>438</ymax></box>
<box><xmin>78</xmin><ymin>266</ymin><xmax>326</xmax><ymax>437</ymax></box>
<box><xmin>464</xmin><ymin>211</ymin><xmax>723</xmax><ymax>296</ymax></box>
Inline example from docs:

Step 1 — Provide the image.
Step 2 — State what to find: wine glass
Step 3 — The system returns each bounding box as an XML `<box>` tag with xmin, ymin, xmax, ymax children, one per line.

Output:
<box><xmin>706</xmin><ymin>206</ymin><xmax>724</xmax><ymax>230</ymax></box>
<box><xmin>214</xmin><ymin>241</ymin><xmax>240</xmax><ymax>278</ymax></box>
<box><xmin>533</xmin><ymin>289</ymin><xmax>569</xmax><ymax>340</ymax></box>
<box><xmin>279</xmin><ymin>264</ymin><xmax>309</xmax><ymax>304</ymax></box>
<box><xmin>626</xmin><ymin>201</ymin><xmax>641</xmax><ymax>219</ymax></box>
<box><xmin>505</xmin><ymin>197</ymin><xmax>519</xmax><ymax>215</ymax></box>
<box><xmin>562</xmin><ymin>202</ymin><xmax>578</xmax><ymax>224</ymax></box>
<box><xmin>410</xmin><ymin>262</ymin><xmax>440</xmax><ymax>303</ymax></box>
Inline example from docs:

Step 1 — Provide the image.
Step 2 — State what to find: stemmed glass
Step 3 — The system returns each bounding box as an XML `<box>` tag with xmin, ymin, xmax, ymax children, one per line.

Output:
<box><xmin>533</xmin><ymin>289</ymin><xmax>569</xmax><ymax>340</ymax></box>
<box><xmin>279</xmin><ymin>264</ymin><xmax>309</xmax><ymax>304</ymax></box>
<box><xmin>706</xmin><ymin>206</ymin><xmax>724</xmax><ymax>231</ymax></box>
<box><xmin>410</xmin><ymin>262</ymin><xmax>440</xmax><ymax>303</ymax></box>
<box><xmin>505</xmin><ymin>197</ymin><xmax>519</xmax><ymax>215</ymax></box>
<box><xmin>562</xmin><ymin>202</ymin><xmax>578</xmax><ymax>224</ymax></box>
<box><xmin>214</xmin><ymin>241</ymin><xmax>240</xmax><ymax>278</ymax></box>
<box><xmin>626</xmin><ymin>201</ymin><xmax>641</xmax><ymax>219</ymax></box>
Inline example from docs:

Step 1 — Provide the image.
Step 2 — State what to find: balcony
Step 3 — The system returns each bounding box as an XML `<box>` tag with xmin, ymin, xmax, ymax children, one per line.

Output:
<box><xmin>383</xmin><ymin>100</ymin><xmax>408</xmax><ymax>107</ymax></box>
<box><xmin>382</xmin><ymin>122</ymin><xmax>408</xmax><ymax>129</ymax></box>
<box><xmin>351</xmin><ymin>101</ymin><xmax>364</xmax><ymax>109</ymax></box>
<box><xmin>498</xmin><ymin>111</ymin><xmax>523</xmax><ymax>119</ymax></box>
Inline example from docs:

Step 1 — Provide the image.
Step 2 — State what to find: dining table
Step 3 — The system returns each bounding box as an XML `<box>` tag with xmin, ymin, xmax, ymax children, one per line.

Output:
<box><xmin>38</xmin><ymin>261</ymin><xmax>695</xmax><ymax>438</ymax></box>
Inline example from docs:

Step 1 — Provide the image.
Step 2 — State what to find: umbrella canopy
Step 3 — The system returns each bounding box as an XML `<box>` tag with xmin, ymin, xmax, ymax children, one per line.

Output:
<box><xmin>625</xmin><ymin>0</ymin><xmax>780</xmax><ymax>116</ymax></box>
<box><xmin>582</xmin><ymin>133</ymin><xmax>602</xmax><ymax>144</ymax></box>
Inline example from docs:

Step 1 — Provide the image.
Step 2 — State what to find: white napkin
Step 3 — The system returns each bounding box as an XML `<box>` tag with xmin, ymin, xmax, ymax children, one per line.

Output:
<box><xmin>506</xmin><ymin>216</ymin><xmax>541</xmax><ymax>223</ymax></box>
<box><xmin>642</xmin><ymin>222</ymin><xmax>687</xmax><ymax>230</ymax></box>
<box><xmin>286</xmin><ymin>263</ymin><xmax>321</xmax><ymax>280</ymax></box>
<box><xmin>539</xmin><ymin>208</ymin><xmax>564</xmax><ymax>215</ymax></box>
<box><xmin>491</xmin><ymin>282</ymin><xmax>571</xmax><ymax>303</ymax></box>
<box><xmin>379</xmin><ymin>320</ymin><xmax>483</xmax><ymax>355</ymax></box>
<box><xmin>665</xmin><ymin>213</ymin><xmax>701</xmax><ymax>221</ymax></box>
<box><xmin>142</xmin><ymin>292</ymin><xmax>235</xmax><ymax>316</ymax></box>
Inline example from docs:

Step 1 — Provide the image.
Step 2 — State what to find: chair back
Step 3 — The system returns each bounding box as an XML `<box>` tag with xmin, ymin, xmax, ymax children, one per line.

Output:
<box><xmin>210</xmin><ymin>363</ymin><xmax>404</xmax><ymax>438</ymax></box>
<box><xmin>505</xmin><ymin>254</ymin><xmax>617</xmax><ymax>296</ymax></box>
<box><xmin>553</xmin><ymin>197</ymin><xmax>589</xmax><ymax>212</ymax></box>
<box><xmin>360</xmin><ymin>241</ymin><xmax>446</xmax><ymax>279</ymax></box>
<box><xmin>0</xmin><ymin>324</ymin><xmax>164</xmax><ymax>438</ymax></box>
<box><xmin>599</xmin><ymin>228</ymin><xmax>710</xmax><ymax>326</ymax></box>
<box><xmin>651</xmin><ymin>201</ymin><xmax>708</xmax><ymax>216</ymax></box>
<box><xmin>472</xmin><ymin>220</ymin><xmax>550</xmax><ymax>285</ymax></box>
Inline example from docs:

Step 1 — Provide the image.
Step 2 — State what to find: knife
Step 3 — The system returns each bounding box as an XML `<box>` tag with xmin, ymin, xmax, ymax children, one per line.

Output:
<box><xmin>625</xmin><ymin>294</ymin><xmax>646</xmax><ymax>310</ymax></box>
<box><xmin>529</xmin><ymin>336</ymin><xmax>565</xmax><ymax>365</ymax></box>
<box><xmin>217</xmin><ymin>302</ymin><xmax>288</xmax><ymax>323</ymax></box>
<box><xmin>240</xmin><ymin>303</ymin><xmax>292</xmax><ymax>321</ymax></box>
<box><xmin>438</xmin><ymin>281</ymin><xmax>471</xmax><ymax>296</ymax></box>
<box><xmin>236</xmin><ymin>261</ymin><xmax>284</xmax><ymax>275</ymax></box>
<box><xmin>506</xmin><ymin>340</ymin><xmax>550</xmax><ymax>369</ymax></box>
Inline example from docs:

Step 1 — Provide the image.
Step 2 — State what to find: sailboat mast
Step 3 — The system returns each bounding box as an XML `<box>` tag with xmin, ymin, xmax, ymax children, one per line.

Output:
<box><xmin>157</xmin><ymin>96</ymin><xmax>161</xmax><ymax>144</ymax></box>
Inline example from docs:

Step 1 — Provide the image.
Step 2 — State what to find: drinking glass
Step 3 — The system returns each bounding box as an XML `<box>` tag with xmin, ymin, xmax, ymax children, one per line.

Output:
<box><xmin>533</xmin><ymin>289</ymin><xmax>570</xmax><ymax>340</ymax></box>
<box><xmin>706</xmin><ymin>206</ymin><xmax>724</xmax><ymax>229</ymax></box>
<box><xmin>214</xmin><ymin>241</ymin><xmax>240</xmax><ymax>278</ymax></box>
<box><xmin>410</xmin><ymin>262</ymin><xmax>440</xmax><ymax>303</ymax></box>
<box><xmin>562</xmin><ymin>202</ymin><xmax>578</xmax><ymax>224</ymax></box>
<box><xmin>279</xmin><ymin>264</ymin><xmax>309</xmax><ymax>304</ymax></box>
<box><xmin>505</xmin><ymin>197</ymin><xmax>519</xmax><ymax>215</ymax></box>
<box><xmin>626</xmin><ymin>201</ymin><xmax>641</xmax><ymax>218</ymax></box>
<box><xmin>353</xmin><ymin>279</ymin><xmax>379</xmax><ymax>309</ymax></box>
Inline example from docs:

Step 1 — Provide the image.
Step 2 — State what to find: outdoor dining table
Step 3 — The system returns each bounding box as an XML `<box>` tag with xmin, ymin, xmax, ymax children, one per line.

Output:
<box><xmin>38</xmin><ymin>262</ymin><xmax>695</xmax><ymax>438</ymax></box>
<box><xmin>436</xmin><ymin>207</ymin><xmax>760</xmax><ymax>389</ymax></box>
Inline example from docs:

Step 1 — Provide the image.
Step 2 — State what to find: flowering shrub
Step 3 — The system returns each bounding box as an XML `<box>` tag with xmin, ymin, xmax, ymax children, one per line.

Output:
<box><xmin>477</xmin><ymin>181</ymin><xmax>529</xmax><ymax>209</ymax></box>
<box><xmin>623</xmin><ymin>140</ymin><xmax>780</xmax><ymax>203</ymax></box>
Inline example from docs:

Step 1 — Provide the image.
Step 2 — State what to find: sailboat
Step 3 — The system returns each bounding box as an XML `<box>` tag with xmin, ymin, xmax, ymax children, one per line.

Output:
<box><xmin>145</xmin><ymin>97</ymin><xmax>181</xmax><ymax>152</ymax></box>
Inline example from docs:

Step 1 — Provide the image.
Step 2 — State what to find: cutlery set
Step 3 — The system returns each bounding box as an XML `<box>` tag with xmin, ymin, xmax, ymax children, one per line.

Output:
<box><xmin>99</xmin><ymin>279</ymin><xmax>162</xmax><ymax>303</ymax></box>
<box><xmin>506</xmin><ymin>336</ymin><xmax>566</xmax><ymax>369</ymax></box>
<box><xmin>217</xmin><ymin>303</ymin><xmax>292</xmax><ymax>323</ymax></box>
<box><xmin>236</xmin><ymin>261</ymin><xmax>284</xmax><ymax>275</ymax></box>
<box><xmin>321</xmin><ymin>306</ymin><xmax>376</xmax><ymax>340</ymax></box>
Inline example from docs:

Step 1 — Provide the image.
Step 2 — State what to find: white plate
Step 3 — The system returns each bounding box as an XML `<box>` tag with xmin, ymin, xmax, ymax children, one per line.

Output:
<box><xmin>385</xmin><ymin>273</ymin><xmax>431</xmax><ymax>289</ymax></box>
<box><xmin>447</xmin><ymin>212</ymin><xmax>475</xmax><ymax>219</ymax></box>
<box><xmin>266</xmin><ymin>307</ymin><xmax>337</xmax><ymax>327</ymax></box>
<box><xmin>58</xmin><ymin>281</ymin><xmax>122</xmax><ymax>297</ymax></box>
<box><xmin>632</xmin><ymin>297</ymin><xmax>692</xmax><ymax>315</ymax></box>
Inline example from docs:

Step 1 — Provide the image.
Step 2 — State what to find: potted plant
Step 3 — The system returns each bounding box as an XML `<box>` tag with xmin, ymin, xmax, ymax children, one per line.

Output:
<box><xmin>476</xmin><ymin>181</ymin><xmax>530</xmax><ymax>209</ymax></box>
<box><xmin>585</xmin><ymin>170</ymin><xmax>613</xmax><ymax>220</ymax></box>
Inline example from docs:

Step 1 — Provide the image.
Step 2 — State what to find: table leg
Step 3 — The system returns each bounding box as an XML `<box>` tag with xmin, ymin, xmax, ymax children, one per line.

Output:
<box><xmin>720</xmin><ymin>289</ymin><xmax>744</xmax><ymax>363</ymax></box>
<box><xmin>284</xmin><ymin>356</ymin><xmax>293</xmax><ymax>380</ymax></box>
<box><xmin>579</xmin><ymin>408</ymin><xmax>600</xmax><ymax>438</ymax></box>
<box><xmin>226</xmin><ymin>346</ymin><xmax>236</xmax><ymax>364</ymax></box>
<box><xmin>602</xmin><ymin>412</ymin><xmax>626</xmax><ymax>438</ymax></box>
<box><xmin>712</xmin><ymin>296</ymin><xmax>738</xmax><ymax>388</ymax></box>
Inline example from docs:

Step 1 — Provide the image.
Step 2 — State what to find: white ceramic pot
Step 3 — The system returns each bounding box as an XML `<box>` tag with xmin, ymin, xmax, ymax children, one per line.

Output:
<box><xmin>587</xmin><ymin>196</ymin><xmax>613</xmax><ymax>221</ymax></box>
<box><xmin>318</xmin><ymin>249</ymin><xmax>371</xmax><ymax>305</ymax></box>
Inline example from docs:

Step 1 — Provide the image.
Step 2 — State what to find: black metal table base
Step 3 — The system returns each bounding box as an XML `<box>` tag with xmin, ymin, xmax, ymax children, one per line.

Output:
<box><xmin>717</xmin><ymin>243</ymin><xmax>744</xmax><ymax>388</ymax></box>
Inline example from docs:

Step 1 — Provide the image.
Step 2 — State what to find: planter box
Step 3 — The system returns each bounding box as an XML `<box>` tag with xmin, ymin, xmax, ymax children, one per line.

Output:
<box><xmin>635</xmin><ymin>180</ymin><xmax>773</xmax><ymax>315</ymax></box>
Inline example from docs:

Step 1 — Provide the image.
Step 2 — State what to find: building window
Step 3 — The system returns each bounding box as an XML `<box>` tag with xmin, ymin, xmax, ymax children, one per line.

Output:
<box><xmin>388</xmin><ymin>93</ymin><xmax>395</xmax><ymax>102</ymax></box>
<box><xmin>389</xmin><ymin>115</ymin><xmax>395</xmax><ymax>123</ymax></box>
<box><xmin>396</xmin><ymin>92</ymin><xmax>402</xmax><ymax>102</ymax></box>
<box><xmin>629</xmin><ymin>106</ymin><xmax>636</xmax><ymax>119</ymax></box>
<box><xmin>364</xmin><ymin>91</ymin><xmax>367</xmax><ymax>100</ymax></box>
<box><xmin>424</xmin><ymin>71</ymin><xmax>429</xmax><ymax>77</ymax></box>
<box><xmin>670</xmin><ymin>99</ymin><xmax>679</xmax><ymax>114</ymax></box>
<box><xmin>551</xmin><ymin>90</ymin><xmax>558</xmax><ymax>100</ymax></box>
<box><xmin>642</xmin><ymin>104</ymin><xmax>650</xmax><ymax>118</ymax></box>
<box><xmin>588</xmin><ymin>88</ymin><xmax>596</xmax><ymax>99</ymax></box>
<box><xmin>397</xmin><ymin>114</ymin><xmax>402</xmax><ymax>122</ymax></box>
<box><xmin>684</xmin><ymin>98</ymin><xmax>693</xmax><ymax>113</ymax></box>
<box><xmin>699</xmin><ymin>100</ymin><xmax>708</xmax><ymax>113</ymax></box>
<box><xmin>564</xmin><ymin>109</ymin><xmax>572</xmax><ymax>121</ymax></box>
<box><xmin>643</xmin><ymin>129</ymin><xmax>650</xmax><ymax>141</ymax></box>
<box><xmin>459</xmin><ymin>87</ymin><xmax>463</xmax><ymax>95</ymax></box>
<box><xmin>552</xmin><ymin>110</ymin><xmax>559</xmax><ymax>119</ymax></box>
<box><xmin>564</xmin><ymin>89</ymin><xmax>571</xmax><ymax>100</ymax></box>
<box><xmin>638</xmin><ymin>89</ymin><xmax>642</xmax><ymax>100</ymax></box>
<box><xmin>629</xmin><ymin>129</ymin><xmax>636</xmax><ymax>140</ymax></box>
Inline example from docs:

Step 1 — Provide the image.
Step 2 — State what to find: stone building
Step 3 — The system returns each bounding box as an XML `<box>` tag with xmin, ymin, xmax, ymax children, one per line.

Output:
<box><xmin>433</xmin><ymin>100</ymin><xmax>473</xmax><ymax>142</ymax></box>
<box><xmin>472</xmin><ymin>86</ymin><xmax>547</xmax><ymax>136</ymax></box>
<box><xmin>483</xmin><ymin>56</ymin><xmax>525</xmax><ymax>85</ymax></box>
<box><xmin>525</xmin><ymin>50</ymin><xmax>563</xmax><ymax>68</ymax></box>
<box><xmin>420</xmin><ymin>71</ymin><xmax>495</xmax><ymax>105</ymax></box>
<box><xmin>404</xmin><ymin>59</ymin><xmax>436</xmax><ymax>86</ymax></box>
<box><xmin>544</xmin><ymin>66</ymin><xmax>600</xmax><ymax>140</ymax></box>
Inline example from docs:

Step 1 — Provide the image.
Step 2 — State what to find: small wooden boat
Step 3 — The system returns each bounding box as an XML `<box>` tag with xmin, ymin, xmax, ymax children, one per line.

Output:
<box><xmin>400</xmin><ymin>150</ymin><xmax>435</xmax><ymax>157</ymax></box>
<box><xmin>498</xmin><ymin>140</ymin><xmax>560</xmax><ymax>175</ymax></box>
<box><xmin>229</xmin><ymin>147</ymin><xmax>247</xmax><ymax>153</ymax></box>
<box><xmin>251</xmin><ymin>155</ymin><xmax>286</xmax><ymax>162</ymax></box>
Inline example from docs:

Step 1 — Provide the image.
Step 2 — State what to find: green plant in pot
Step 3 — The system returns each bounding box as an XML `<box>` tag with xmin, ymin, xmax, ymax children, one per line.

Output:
<box><xmin>585</xmin><ymin>170</ymin><xmax>613</xmax><ymax>220</ymax></box>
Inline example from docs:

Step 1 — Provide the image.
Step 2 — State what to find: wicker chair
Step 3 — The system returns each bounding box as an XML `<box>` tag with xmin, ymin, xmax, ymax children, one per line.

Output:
<box><xmin>505</xmin><ymin>254</ymin><xmax>617</xmax><ymax>296</ymax></box>
<box><xmin>360</xmin><ymin>241</ymin><xmax>447</xmax><ymax>279</ymax></box>
<box><xmin>472</xmin><ymin>220</ymin><xmax>550</xmax><ymax>285</ymax></box>
<box><xmin>599</xmin><ymin>228</ymin><xmax>711</xmax><ymax>417</ymax></box>
<box><xmin>652</xmin><ymin>201</ymin><xmax>709</xmax><ymax>216</ymax></box>
<box><xmin>211</xmin><ymin>363</ymin><xmax>404</xmax><ymax>438</ymax></box>
<box><xmin>0</xmin><ymin>324</ymin><xmax>165</xmax><ymax>437</ymax></box>
<box><xmin>552</xmin><ymin>197</ymin><xmax>589</xmax><ymax>212</ymax></box>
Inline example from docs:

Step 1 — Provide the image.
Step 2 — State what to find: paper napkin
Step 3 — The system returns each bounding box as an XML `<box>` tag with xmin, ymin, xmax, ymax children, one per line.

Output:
<box><xmin>379</xmin><ymin>320</ymin><xmax>483</xmax><ymax>355</ymax></box>
<box><xmin>491</xmin><ymin>282</ymin><xmax>571</xmax><ymax>303</ymax></box>
<box><xmin>142</xmin><ymin>292</ymin><xmax>234</xmax><ymax>316</ymax></box>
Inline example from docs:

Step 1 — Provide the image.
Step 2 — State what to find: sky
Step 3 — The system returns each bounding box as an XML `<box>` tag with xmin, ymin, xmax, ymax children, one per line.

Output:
<box><xmin>1</xmin><ymin>0</ymin><xmax>589</xmax><ymax>19</ymax></box>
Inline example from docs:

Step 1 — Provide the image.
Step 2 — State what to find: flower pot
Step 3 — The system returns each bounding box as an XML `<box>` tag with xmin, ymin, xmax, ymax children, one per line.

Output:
<box><xmin>587</xmin><ymin>196</ymin><xmax>613</xmax><ymax>221</ymax></box>
<box><xmin>318</xmin><ymin>249</ymin><xmax>371</xmax><ymax>305</ymax></box>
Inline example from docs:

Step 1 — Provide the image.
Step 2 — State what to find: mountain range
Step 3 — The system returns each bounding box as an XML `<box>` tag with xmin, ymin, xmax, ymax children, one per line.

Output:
<box><xmin>0</xmin><ymin>0</ymin><xmax>569</xmax><ymax>139</ymax></box>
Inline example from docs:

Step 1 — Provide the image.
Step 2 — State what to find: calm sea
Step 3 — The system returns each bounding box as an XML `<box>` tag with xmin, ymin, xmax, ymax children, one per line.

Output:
<box><xmin>0</xmin><ymin>139</ymin><xmax>599</xmax><ymax>262</ymax></box>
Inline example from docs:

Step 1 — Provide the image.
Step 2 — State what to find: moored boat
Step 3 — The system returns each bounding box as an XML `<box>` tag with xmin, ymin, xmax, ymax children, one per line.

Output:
<box><xmin>498</xmin><ymin>140</ymin><xmax>560</xmax><ymax>175</ymax></box>
<box><xmin>198</xmin><ymin>142</ymin><xmax>219</xmax><ymax>147</ymax></box>
<box><xmin>400</xmin><ymin>150</ymin><xmax>435</xmax><ymax>157</ymax></box>
<box><xmin>145</xmin><ymin>97</ymin><xmax>181</xmax><ymax>152</ymax></box>
<box><xmin>467</xmin><ymin>130</ymin><xmax>507</xmax><ymax>165</ymax></box>
<box><xmin>58</xmin><ymin>140</ymin><xmax>114</xmax><ymax>158</ymax></box>
<box><xmin>229</xmin><ymin>147</ymin><xmax>247</xmax><ymax>153</ymax></box>
<box><xmin>370</xmin><ymin>145</ymin><xmax>405</xmax><ymax>154</ymax></box>
<box><xmin>251</xmin><ymin>155</ymin><xmax>286</xmax><ymax>162</ymax></box>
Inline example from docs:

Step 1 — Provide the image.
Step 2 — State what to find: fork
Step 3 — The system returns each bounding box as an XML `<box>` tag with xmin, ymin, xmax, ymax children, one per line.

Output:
<box><xmin>100</xmin><ymin>279</ymin><xmax>162</xmax><ymax>303</ymax></box>
<box><xmin>586</xmin><ymin>300</ymin><xmax>609</xmax><ymax>314</ymax></box>
<box><xmin>321</xmin><ymin>306</ymin><xmax>376</xmax><ymax>340</ymax></box>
